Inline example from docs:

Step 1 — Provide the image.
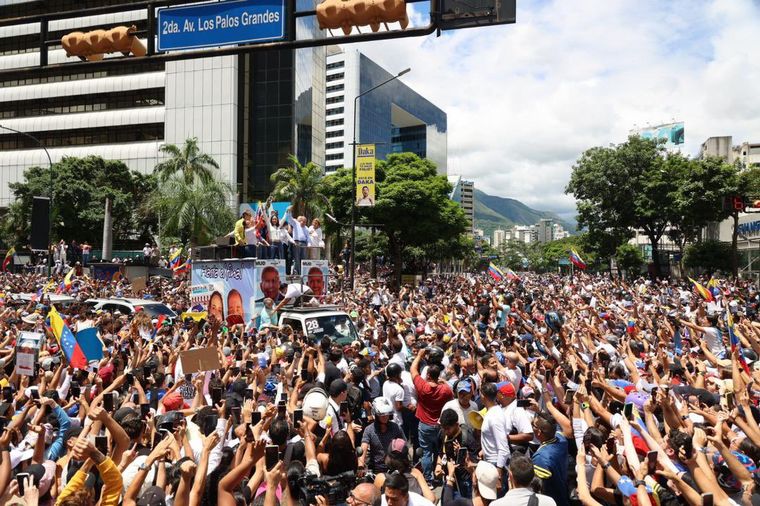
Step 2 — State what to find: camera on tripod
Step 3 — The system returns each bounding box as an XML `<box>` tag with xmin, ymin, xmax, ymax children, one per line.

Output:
<box><xmin>295</xmin><ymin>471</ymin><xmax>357</xmax><ymax>505</ymax></box>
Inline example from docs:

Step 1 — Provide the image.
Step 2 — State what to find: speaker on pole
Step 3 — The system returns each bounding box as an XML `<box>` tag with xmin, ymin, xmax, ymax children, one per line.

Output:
<box><xmin>30</xmin><ymin>196</ymin><xmax>50</xmax><ymax>251</ymax></box>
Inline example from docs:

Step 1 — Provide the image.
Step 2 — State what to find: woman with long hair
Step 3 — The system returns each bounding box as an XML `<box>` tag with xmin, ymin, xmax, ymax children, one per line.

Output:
<box><xmin>317</xmin><ymin>430</ymin><xmax>358</xmax><ymax>476</ymax></box>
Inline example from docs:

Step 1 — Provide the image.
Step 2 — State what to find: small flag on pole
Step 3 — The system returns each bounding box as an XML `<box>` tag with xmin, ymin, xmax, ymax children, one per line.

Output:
<box><xmin>63</xmin><ymin>267</ymin><xmax>75</xmax><ymax>291</ymax></box>
<box><xmin>688</xmin><ymin>277</ymin><xmax>715</xmax><ymax>302</ymax></box>
<box><xmin>487</xmin><ymin>263</ymin><xmax>504</xmax><ymax>281</ymax></box>
<box><xmin>48</xmin><ymin>306</ymin><xmax>88</xmax><ymax>369</ymax></box>
<box><xmin>168</xmin><ymin>247</ymin><xmax>182</xmax><ymax>270</ymax></box>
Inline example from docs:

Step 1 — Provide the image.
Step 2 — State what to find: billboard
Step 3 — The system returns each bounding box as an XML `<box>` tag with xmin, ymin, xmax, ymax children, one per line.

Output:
<box><xmin>254</xmin><ymin>259</ymin><xmax>287</xmax><ymax>304</ymax></box>
<box><xmin>239</xmin><ymin>201</ymin><xmax>291</xmax><ymax>221</ymax></box>
<box><xmin>636</xmin><ymin>122</ymin><xmax>684</xmax><ymax>150</ymax></box>
<box><xmin>301</xmin><ymin>260</ymin><xmax>329</xmax><ymax>298</ymax></box>
<box><xmin>191</xmin><ymin>260</ymin><xmax>257</xmax><ymax>326</ymax></box>
<box><xmin>355</xmin><ymin>144</ymin><xmax>376</xmax><ymax>207</ymax></box>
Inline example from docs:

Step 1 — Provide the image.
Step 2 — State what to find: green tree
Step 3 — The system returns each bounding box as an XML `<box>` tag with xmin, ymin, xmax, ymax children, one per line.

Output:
<box><xmin>270</xmin><ymin>154</ymin><xmax>330</xmax><ymax>220</ymax></box>
<box><xmin>566</xmin><ymin>136</ymin><xmax>679</xmax><ymax>275</ymax></box>
<box><xmin>615</xmin><ymin>243</ymin><xmax>644</xmax><ymax>277</ymax></box>
<box><xmin>3</xmin><ymin>156</ymin><xmax>157</xmax><ymax>247</ymax></box>
<box><xmin>667</xmin><ymin>156</ymin><xmax>739</xmax><ymax>268</ymax></box>
<box><xmin>498</xmin><ymin>240</ymin><xmax>530</xmax><ymax>271</ymax></box>
<box><xmin>683</xmin><ymin>240</ymin><xmax>732</xmax><ymax>275</ymax></box>
<box><xmin>146</xmin><ymin>177</ymin><xmax>235</xmax><ymax>246</ymax></box>
<box><xmin>320</xmin><ymin>167</ymin><xmax>354</xmax><ymax>261</ymax></box>
<box><xmin>154</xmin><ymin>137</ymin><xmax>220</xmax><ymax>185</ymax></box>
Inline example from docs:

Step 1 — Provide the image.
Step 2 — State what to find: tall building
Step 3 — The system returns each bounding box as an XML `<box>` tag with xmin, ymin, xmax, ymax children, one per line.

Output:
<box><xmin>493</xmin><ymin>229</ymin><xmax>506</xmax><ymax>248</ymax></box>
<box><xmin>537</xmin><ymin>218</ymin><xmax>554</xmax><ymax>244</ymax></box>
<box><xmin>700</xmin><ymin>136</ymin><xmax>760</xmax><ymax>168</ymax></box>
<box><xmin>324</xmin><ymin>46</ymin><xmax>447</xmax><ymax>174</ymax></box>
<box><xmin>448</xmin><ymin>175</ymin><xmax>474</xmax><ymax>234</ymax></box>
<box><xmin>0</xmin><ymin>0</ymin><xmax>325</xmax><ymax>208</ymax></box>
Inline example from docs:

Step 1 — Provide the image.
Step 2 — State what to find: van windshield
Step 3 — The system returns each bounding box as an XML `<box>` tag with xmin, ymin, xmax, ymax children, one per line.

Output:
<box><xmin>304</xmin><ymin>314</ymin><xmax>358</xmax><ymax>344</ymax></box>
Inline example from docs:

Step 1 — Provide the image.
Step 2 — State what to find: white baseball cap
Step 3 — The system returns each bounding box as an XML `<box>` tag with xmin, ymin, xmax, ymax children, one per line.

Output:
<box><xmin>475</xmin><ymin>461</ymin><xmax>500</xmax><ymax>500</ymax></box>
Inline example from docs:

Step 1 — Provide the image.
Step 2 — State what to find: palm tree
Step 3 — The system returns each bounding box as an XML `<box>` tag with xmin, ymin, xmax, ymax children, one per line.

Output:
<box><xmin>147</xmin><ymin>177</ymin><xmax>235</xmax><ymax>246</ymax></box>
<box><xmin>154</xmin><ymin>137</ymin><xmax>220</xmax><ymax>185</ymax></box>
<box><xmin>270</xmin><ymin>154</ymin><xmax>330</xmax><ymax>219</ymax></box>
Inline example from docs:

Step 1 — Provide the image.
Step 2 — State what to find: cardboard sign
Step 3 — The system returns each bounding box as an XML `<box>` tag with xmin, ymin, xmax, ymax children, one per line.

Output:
<box><xmin>179</xmin><ymin>347</ymin><xmax>221</xmax><ymax>374</ymax></box>
<box><xmin>131</xmin><ymin>276</ymin><xmax>147</xmax><ymax>295</ymax></box>
<box><xmin>16</xmin><ymin>331</ymin><xmax>43</xmax><ymax>377</ymax></box>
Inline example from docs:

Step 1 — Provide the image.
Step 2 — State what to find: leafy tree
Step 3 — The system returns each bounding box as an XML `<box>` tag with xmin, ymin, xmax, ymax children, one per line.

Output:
<box><xmin>270</xmin><ymin>154</ymin><xmax>330</xmax><ymax>220</ymax></box>
<box><xmin>498</xmin><ymin>240</ymin><xmax>530</xmax><ymax>270</ymax></box>
<box><xmin>667</xmin><ymin>156</ymin><xmax>739</xmax><ymax>268</ymax></box>
<box><xmin>566</xmin><ymin>136</ymin><xmax>678</xmax><ymax>276</ymax></box>
<box><xmin>146</xmin><ymin>176</ymin><xmax>235</xmax><ymax>246</ymax></box>
<box><xmin>615</xmin><ymin>243</ymin><xmax>644</xmax><ymax>277</ymax></box>
<box><xmin>154</xmin><ymin>137</ymin><xmax>220</xmax><ymax>185</ymax></box>
<box><xmin>683</xmin><ymin>240</ymin><xmax>732</xmax><ymax>275</ymax></box>
<box><xmin>3</xmin><ymin>156</ymin><xmax>156</xmax><ymax>247</ymax></box>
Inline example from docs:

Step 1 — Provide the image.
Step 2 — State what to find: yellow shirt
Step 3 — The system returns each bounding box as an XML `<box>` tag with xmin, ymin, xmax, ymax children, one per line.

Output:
<box><xmin>234</xmin><ymin>218</ymin><xmax>247</xmax><ymax>246</ymax></box>
<box><xmin>57</xmin><ymin>457</ymin><xmax>123</xmax><ymax>506</ymax></box>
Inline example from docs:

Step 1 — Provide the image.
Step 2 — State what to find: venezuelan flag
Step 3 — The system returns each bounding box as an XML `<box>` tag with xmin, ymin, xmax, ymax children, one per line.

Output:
<box><xmin>569</xmin><ymin>249</ymin><xmax>586</xmax><ymax>270</ymax></box>
<box><xmin>488</xmin><ymin>262</ymin><xmax>505</xmax><ymax>281</ymax></box>
<box><xmin>725</xmin><ymin>312</ymin><xmax>751</xmax><ymax>375</ymax></box>
<box><xmin>63</xmin><ymin>267</ymin><xmax>75</xmax><ymax>291</ymax></box>
<box><xmin>169</xmin><ymin>247</ymin><xmax>182</xmax><ymax>270</ymax></box>
<box><xmin>48</xmin><ymin>306</ymin><xmax>88</xmax><ymax>369</ymax></box>
<box><xmin>2</xmin><ymin>247</ymin><xmax>14</xmax><ymax>272</ymax></box>
<box><xmin>505</xmin><ymin>268</ymin><xmax>521</xmax><ymax>282</ymax></box>
<box><xmin>688</xmin><ymin>277</ymin><xmax>714</xmax><ymax>302</ymax></box>
<box><xmin>172</xmin><ymin>257</ymin><xmax>191</xmax><ymax>277</ymax></box>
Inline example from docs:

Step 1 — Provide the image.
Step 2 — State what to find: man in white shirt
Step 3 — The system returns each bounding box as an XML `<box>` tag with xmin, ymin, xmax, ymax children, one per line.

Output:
<box><xmin>381</xmin><ymin>472</ymin><xmax>435</xmax><ymax>506</ymax></box>
<box><xmin>441</xmin><ymin>380</ymin><xmax>477</xmax><ymax>426</ymax></box>
<box><xmin>479</xmin><ymin>382</ymin><xmax>510</xmax><ymax>492</ymax></box>
<box><xmin>383</xmin><ymin>363</ymin><xmax>405</xmax><ymax>429</ymax></box>
<box><xmin>498</xmin><ymin>382</ymin><xmax>534</xmax><ymax>453</ymax></box>
<box><xmin>491</xmin><ymin>455</ymin><xmax>557</xmax><ymax>506</ymax></box>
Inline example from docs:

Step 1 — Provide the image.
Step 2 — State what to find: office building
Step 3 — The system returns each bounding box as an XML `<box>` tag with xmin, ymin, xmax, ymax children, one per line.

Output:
<box><xmin>537</xmin><ymin>218</ymin><xmax>553</xmax><ymax>244</ymax></box>
<box><xmin>324</xmin><ymin>46</ymin><xmax>447</xmax><ymax>174</ymax></box>
<box><xmin>448</xmin><ymin>175</ymin><xmax>474</xmax><ymax>234</ymax></box>
<box><xmin>0</xmin><ymin>0</ymin><xmax>325</xmax><ymax>208</ymax></box>
<box><xmin>700</xmin><ymin>136</ymin><xmax>760</xmax><ymax>168</ymax></box>
<box><xmin>492</xmin><ymin>229</ymin><xmax>506</xmax><ymax>248</ymax></box>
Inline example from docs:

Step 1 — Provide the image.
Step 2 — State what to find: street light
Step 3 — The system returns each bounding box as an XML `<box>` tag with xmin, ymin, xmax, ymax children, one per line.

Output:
<box><xmin>349</xmin><ymin>67</ymin><xmax>411</xmax><ymax>291</ymax></box>
<box><xmin>0</xmin><ymin>125</ymin><xmax>53</xmax><ymax>276</ymax></box>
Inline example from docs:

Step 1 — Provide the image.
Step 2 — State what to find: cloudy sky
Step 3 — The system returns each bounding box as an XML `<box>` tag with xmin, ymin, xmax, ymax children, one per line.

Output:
<box><xmin>355</xmin><ymin>0</ymin><xmax>760</xmax><ymax>218</ymax></box>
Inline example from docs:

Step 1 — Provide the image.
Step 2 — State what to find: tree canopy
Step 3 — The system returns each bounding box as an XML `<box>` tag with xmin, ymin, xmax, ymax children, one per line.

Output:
<box><xmin>3</xmin><ymin>156</ymin><xmax>156</xmax><ymax>248</ymax></box>
<box><xmin>270</xmin><ymin>155</ymin><xmax>330</xmax><ymax>221</ymax></box>
<box><xmin>155</xmin><ymin>137</ymin><xmax>220</xmax><ymax>185</ymax></box>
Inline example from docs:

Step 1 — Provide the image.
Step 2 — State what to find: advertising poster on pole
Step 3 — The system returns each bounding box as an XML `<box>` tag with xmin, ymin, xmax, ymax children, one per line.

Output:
<box><xmin>191</xmin><ymin>259</ymin><xmax>257</xmax><ymax>326</ymax></box>
<box><xmin>355</xmin><ymin>144</ymin><xmax>376</xmax><ymax>207</ymax></box>
<box><xmin>254</xmin><ymin>259</ymin><xmax>286</xmax><ymax>304</ymax></box>
<box><xmin>301</xmin><ymin>259</ymin><xmax>329</xmax><ymax>298</ymax></box>
<box><xmin>16</xmin><ymin>331</ymin><xmax>43</xmax><ymax>377</ymax></box>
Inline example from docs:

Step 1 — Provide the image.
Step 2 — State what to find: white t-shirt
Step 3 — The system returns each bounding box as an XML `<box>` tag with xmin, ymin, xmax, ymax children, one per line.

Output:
<box><xmin>383</xmin><ymin>380</ymin><xmax>405</xmax><ymax>427</ymax></box>
<box><xmin>382</xmin><ymin>492</ymin><xmax>435</xmax><ymax>506</ymax></box>
<box><xmin>441</xmin><ymin>398</ymin><xmax>477</xmax><ymax>426</ymax></box>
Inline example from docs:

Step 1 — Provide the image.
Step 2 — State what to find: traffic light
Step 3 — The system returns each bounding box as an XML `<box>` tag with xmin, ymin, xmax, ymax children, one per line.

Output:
<box><xmin>316</xmin><ymin>0</ymin><xmax>410</xmax><ymax>36</ymax></box>
<box><xmin>61</xmin><ymin>25</ymin><xmax>147</xmax><ymax>61</ymax></box>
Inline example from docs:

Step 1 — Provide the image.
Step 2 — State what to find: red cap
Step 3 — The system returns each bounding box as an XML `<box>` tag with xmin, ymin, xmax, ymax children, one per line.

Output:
<box><xmin>162</xmin><ymin>391</ymin><xmax>185</xmax><ymax>411</ymax></box>
<box><xmin>623</xmin><ymin>385</ymin><xmax>637</xmax><ymax>394</ymax></box>
<box><xmin>498</xmin><ymin>382</ymin><xmax>516</xmax><ymax>398</ymax></box>
<box><xmin>631</xmin><ymin>434</ymin><xmax>649</xmax><ymax>456</ymax></box>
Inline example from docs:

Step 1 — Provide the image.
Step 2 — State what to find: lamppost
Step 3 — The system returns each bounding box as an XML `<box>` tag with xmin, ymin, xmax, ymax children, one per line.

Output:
<box><xmin>349</xmin><ymin>67</ymin><xmax>411</xmax><ymax>291</ymax></box>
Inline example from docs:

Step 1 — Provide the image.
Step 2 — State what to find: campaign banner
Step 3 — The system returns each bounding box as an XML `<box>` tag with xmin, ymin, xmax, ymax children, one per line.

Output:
<box><xmin>89</xmin><ymin>263</ymin><xmax>123</xmax><ymax>282</ymax></box>
<box><xmin>301</xmin><ymin>260</ymin><xmax>329</xmax><ymax>298</ymax></box>
<box><xmin>16</xmin><ymin>331</ymin><xmax>43</xmax><ymax>377</ymax></box>
<box><xmin>239</xmin><ymin>201</ymin><xmax>291</xmax><ymax>222</ymax></box>
<box><xmin>635</xmin><ymin>122</ymin><xmax>684</xmax><ymax>150</ymax></box>
<box><xmin>254</xmin><ymin>259</ymin><xmax>286</xmax><ymax>304</ymax></box>
<box><xmin>355</xmin><ymin>144</ymin><xmax>376</xmax><ymax>207</ymax></box>
<box><xmin>191</xmin><ymin>260</ymin><xmax>257</xmax><ymax>326</ymax></box>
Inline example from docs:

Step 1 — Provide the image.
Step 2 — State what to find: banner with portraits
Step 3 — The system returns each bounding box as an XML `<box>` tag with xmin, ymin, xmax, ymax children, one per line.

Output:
<box><xmin>191</xmin><ymin>259</ymin><xmax>257</xmax><ymax>326</ymax></box>
<box><xmin>301</xmin><ymin>259</ymin><xmax>329</xmax><ymax>298</ymax></box>
<box><xmin>355</xmin><ymin>144</ymin><xmax>376</xmax><ymax>207</ymax></box>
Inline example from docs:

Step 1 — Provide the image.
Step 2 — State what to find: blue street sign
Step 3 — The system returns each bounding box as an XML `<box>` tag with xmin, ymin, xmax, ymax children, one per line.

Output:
<box><xmin>157</xmin><ymin>0</ymin><xmax>286</xmax><ymax>52</ymax></box>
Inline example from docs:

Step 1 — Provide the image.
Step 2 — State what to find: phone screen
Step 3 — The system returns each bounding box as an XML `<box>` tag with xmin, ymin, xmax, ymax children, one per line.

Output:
<box><xmin>16</xmin><ymin>473</ymin><xmax>29</xmax><ymax>497</ymax></box>
<box><xmin>456</xmin><ymin>447</ymin><xmax>467</xmax><ymax>466</ymax></box>
<box><xmin>277</xmin><ymin>401</ymin><xmax>286</xmax><ymax>418</ymax></box>
<box><xmin>95</xmin><ymin>435</ymin><xmax>108</xmax><ymax>454</ymax></box>
<box><xmin>623</xmin><ymin>403</ymin><xmax>633</xmax><ymax>420</ymax></box>
<box><xmin>340</xmin><ymin>401</ymin><xmax>348</xmax><ymax>416</ymax></box>
<box><xmin>140</xmin><ymin>403</ymin><xmax>150</xmax><ymax>418</ymax></box>
<box><xmin>251</xmin><ymin>411</ymin><xmax>262</xmax><ymax>425</ymax></box>
<box><xmin>647</xmin><ymin>451</ymin><xmax>658</xmax><ymax>475</ymax></box>
<box><xmin>300</xmin><ymin>369</ymin><xmax>308</xmax><ymax>381</ymax></box>
<box><xmin>606</xmin><ymin>437</ymin><xmax>616</xmax><ymax>455</ymax></box>
<box><xmin>211</xmin><ymin>388</ymin><xmax>222</xmax><ymax>406</ymax></box>
<box><xmin>103</xmin><ymin>392</ymin><xmax>114</xmax><ymax>412</ymax></box>
<box><xmin>265</xmin><ymin>445</ymin><xmax>279</xmax><ymax>470</ymax></box>
<box><xmin>702</xmin><ymin>493</ymin><xmax>714</xmax><ymax>506</ymax></box>
<box><xmin>245</xmin><ymin>388</ymin><xmax>254</xmax><ymax>401</ymax></box>
<box><xmin>30</xmin><ymin>389</ymin><xmax>39</xmax><ymax>400</ymax></box>
<box><xmin>231</xmin><ymin>406</ymin><xmax>242</xmax><ymax>425</ymax></box>
<box><xmin>150</xmin><ymin>389</ymin><xmax>159</xmax><ymax>410</ymax></box>
<box><xmin>564</xmin><ymin>390</ymin><xmax>575</xmax><ymax>405</ymax></box>
<box><xmin>2</xmin><ymin>387</ymin><xmax>12</xmax><ymax>403</ymax></box>
<box><xmin>125</xmin><ymin>373</ymin><xmax>134</xmax><ymax>386</ymax></box>
<box><xmin>293</xmin><ymin>409</ymin><xmax>303</xmax><ymax>426</ymax></box>
<box><xmin>516</xmin><ymin>399</ymin><xmax>529</xmax><ymax>408</ymax></box>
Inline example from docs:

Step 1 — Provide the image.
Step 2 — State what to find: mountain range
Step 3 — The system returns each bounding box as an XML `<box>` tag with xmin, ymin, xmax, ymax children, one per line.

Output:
<box><xmin>474</xmin><ymin>189</ymin><xmax>577</xmax><ymax>239</ymax></box>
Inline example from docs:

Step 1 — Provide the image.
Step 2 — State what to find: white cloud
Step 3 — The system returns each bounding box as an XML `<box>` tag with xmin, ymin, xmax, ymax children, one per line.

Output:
<box><xmin>354</xmin><ymin>0</ymin><xmax>760</xmax><ymax>215</ymax></box>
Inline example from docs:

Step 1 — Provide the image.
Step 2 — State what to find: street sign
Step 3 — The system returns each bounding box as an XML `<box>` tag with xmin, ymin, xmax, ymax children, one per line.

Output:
<box><xmin>157</xmin><ymin>0</ymin><xmax>286</xmax><ymax>52</ymax></box>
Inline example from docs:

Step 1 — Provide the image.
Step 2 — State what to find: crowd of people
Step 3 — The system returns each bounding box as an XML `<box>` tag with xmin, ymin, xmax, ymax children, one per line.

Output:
<box><xmin>0</xmin><ymin>266</ymin><xmax>757</xmax><ymax>506</ymax></box>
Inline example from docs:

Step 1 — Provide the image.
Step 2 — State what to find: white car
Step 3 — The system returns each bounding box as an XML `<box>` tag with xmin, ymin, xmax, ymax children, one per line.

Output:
<box><xmin>84</xmin><ymin>298</ymin><xmax>177</xmax><ymax>320</ymax></box>
<box><xmin>278</xmin><ymin>305</ymin><xmax>359</xmax><ymax>346</ymax></box>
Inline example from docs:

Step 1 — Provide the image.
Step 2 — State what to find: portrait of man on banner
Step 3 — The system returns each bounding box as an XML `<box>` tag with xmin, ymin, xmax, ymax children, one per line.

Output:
<box><xmin>355</xmin><ymin>144</ymin><xmax>376</xmax><ymax>207</ymax></box>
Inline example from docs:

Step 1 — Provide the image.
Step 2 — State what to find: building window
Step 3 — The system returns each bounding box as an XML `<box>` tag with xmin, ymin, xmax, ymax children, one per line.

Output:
<box><xmin>326</xmin><ymin>96</ymin><xmax>343</xmax><ymax>105</ymax></box>
<box><xmin>326</xmin><ymin>72</ymin><xmax>344</xmax><ymax>82</ymax></box>
<box><xmin>326</xmin><ymin>153</ymin><xmax>343</xmax><ymax>161</ymax></box>
<box><xmin>326</xmin><ymin>130</ymin><xmax>343</xmax><ymax>138</ymax></box>
<box><xmin>326</xmin><ymin>119</ymin><xmax>344</xmax><ymax>127</ymax></box>
<box><xmin>326</xmin><ymin>61</ymin><xmax>345</xmax><ymax>70</ymax></box>
<box><xmin>0</xmin><ymin>123</ymin><xmax>164</xmax><ymax>149</ymax></box>
<box><xmin>326</xmin><ymin>107</ymin><xmax>344</xmax><ymax>116</ymax></box>
<box><xmin>0</xmin><ymin>88</ymin><xmax>165</xmax><ymax>119</ymax></box>
<box><xmin>326</xmin><ymin>141</ymin><xmax>344</xmax><ymax>149</ymax></box>
<box><xmin>0</xmin><ymin>61</ymin><xmax>165</xmax><ymax>88</ymax></box>
<box><xmin>326</xmin><ymin>84</ymin><xmax>344</xmax><ymax>93</ymax></box>
<box><xmin>391</xmin><ymin>125</ymin><xmax>427</xmax><ymax>158</ymax></box>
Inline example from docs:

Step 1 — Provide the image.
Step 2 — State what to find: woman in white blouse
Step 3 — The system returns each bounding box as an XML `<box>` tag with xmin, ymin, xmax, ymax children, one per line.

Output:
<box><xmin>309</xmin><ymin>218</ymin><xmax>324</xmax><ymax>249</ymax></box>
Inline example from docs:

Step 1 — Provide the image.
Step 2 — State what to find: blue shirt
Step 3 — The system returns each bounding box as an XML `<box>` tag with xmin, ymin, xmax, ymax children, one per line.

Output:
<box><xmin>45</xmin><ymin>405</ymin><xmax>71</xmax><ymax>461</ymax></box>
<box><xmin>532</xmin><ymin>432</ymin><xmax>569</xmax><ymax>506</ymax></box>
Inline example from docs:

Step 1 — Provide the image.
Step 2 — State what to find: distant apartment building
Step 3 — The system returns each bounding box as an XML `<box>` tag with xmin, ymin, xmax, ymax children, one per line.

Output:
<box><xmin>493</xmin><ymin>229</ymin><xmax>506</xmax><ymax>248</ymax></box>
<box><xmin>448</xmin><ymin>175</ymin><xmax>474</xmax><ymax>234</ymax></box>
<box><xmin>537</xmin><ymin>218</ymin><xmax>554</xmax><ymax>244</ymax></box>
<box><xmin>700</xmin><ymin>136</ymin><xmax>760</xmax><ymax>168</ymax></box>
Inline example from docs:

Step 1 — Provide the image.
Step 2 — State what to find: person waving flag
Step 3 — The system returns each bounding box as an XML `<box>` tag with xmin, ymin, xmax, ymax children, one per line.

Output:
<box><xmin>488</xmin><ymin>262</ymin><xmax>504</xmax><ymax>281</ymax></box>
<box><xmin>2</xmin><ymin>247</ymin><xmax>15</xmax><ymax>272</ymax></box>
<box><xmin>569</xmin><ymin>249</ymin><xmax>586</xmax><ymax>270</ymax></box>
<box><xmin>48</xmin><ymin>306</ymin><xmax>88</xmax><ymax>369</ymax></box>
<box><xmin>168</xmin><ymin>247</ymin><xmax>182</xmax><ymax>270</ymax></box>
<box><xmin>688</xmin><ymin>277</ymin><xmax>715</xmax><ymax>303</ymax></box>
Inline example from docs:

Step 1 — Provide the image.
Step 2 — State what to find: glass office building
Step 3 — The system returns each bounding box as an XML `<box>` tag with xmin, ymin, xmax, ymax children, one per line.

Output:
<box><xmin>0</xmin><ymin>0</ymin><xmax>325</xmax><ymax>207</ymax></box>
<box><xmin>324</xmin><ymin>47</ymin><xmax>447</xmax><ymax>174</ymax></box>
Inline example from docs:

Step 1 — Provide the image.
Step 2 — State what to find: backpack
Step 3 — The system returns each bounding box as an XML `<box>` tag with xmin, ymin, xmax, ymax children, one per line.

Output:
<box><xmin>346</xmin><ymin>384</ymin><xmax>365</xmax><ymax>419</ymax></box>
